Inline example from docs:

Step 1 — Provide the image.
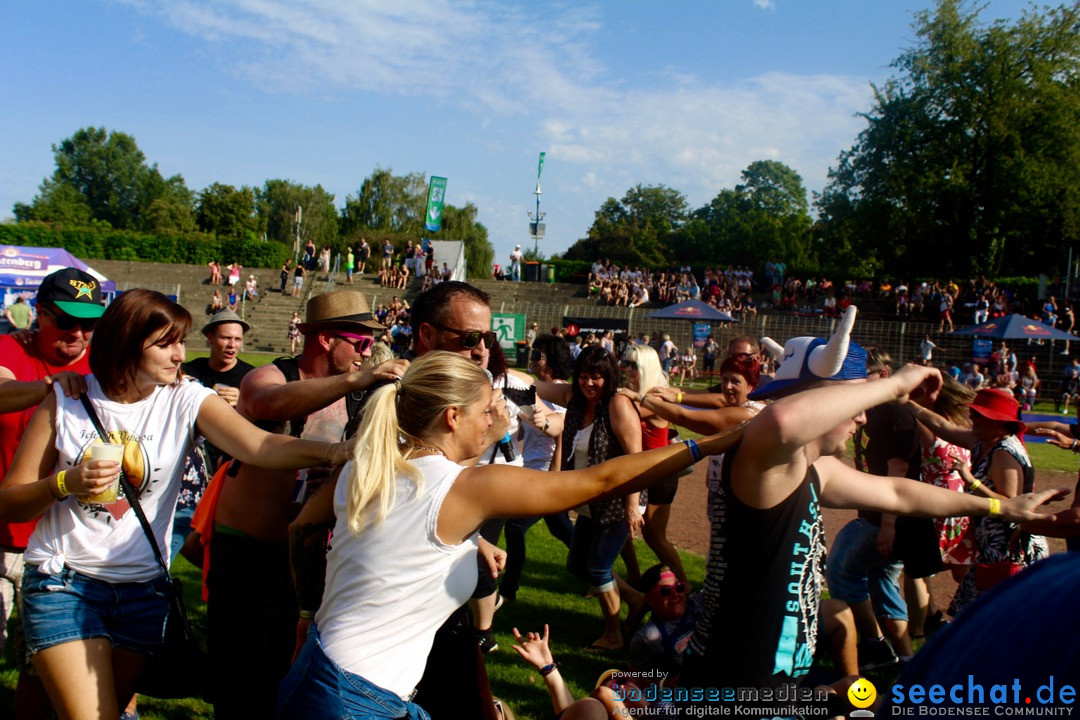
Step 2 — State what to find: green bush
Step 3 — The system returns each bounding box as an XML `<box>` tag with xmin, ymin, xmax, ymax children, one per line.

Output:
<box><xmin>0</xmin><ymin>222</ymin><xmax>290</xmax><ymax>268</ymax></box>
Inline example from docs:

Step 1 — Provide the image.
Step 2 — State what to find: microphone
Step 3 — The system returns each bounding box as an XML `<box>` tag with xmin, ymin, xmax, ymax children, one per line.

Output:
<box><xmin>497</xmin><ymin>432</ymin><xmax>516</xmax><ymax>463</ymax></box>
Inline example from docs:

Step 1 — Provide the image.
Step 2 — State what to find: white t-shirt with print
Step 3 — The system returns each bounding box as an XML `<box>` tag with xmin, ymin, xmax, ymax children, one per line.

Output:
<box><xmin>26</xmin><ymin>376</ymin><xmax>215</xmax><ymax>582</ymax></box>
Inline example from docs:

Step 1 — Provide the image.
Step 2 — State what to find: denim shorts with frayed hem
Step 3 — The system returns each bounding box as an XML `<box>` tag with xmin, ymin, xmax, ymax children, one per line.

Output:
<box><xmin>21</xmin><ymin>564</ymin><xmax>170</xmax><ymax>656</ymax></box>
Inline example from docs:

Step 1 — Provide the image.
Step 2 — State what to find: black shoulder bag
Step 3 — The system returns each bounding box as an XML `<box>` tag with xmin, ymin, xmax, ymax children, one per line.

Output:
<box><xmin>78</xmin><ymin>395</ymin><xmax>207</xmax><ymax>699</ymax></box>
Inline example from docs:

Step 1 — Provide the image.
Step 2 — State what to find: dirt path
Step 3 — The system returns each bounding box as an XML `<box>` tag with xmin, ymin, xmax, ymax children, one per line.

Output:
<box><xmin>667</xmin><ymin>464</ymin><xmax>1073</xmax><ymax>607</ymax></box>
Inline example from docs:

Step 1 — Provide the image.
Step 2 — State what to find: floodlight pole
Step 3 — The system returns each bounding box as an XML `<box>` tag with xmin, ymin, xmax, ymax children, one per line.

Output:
<box><xmin>527</xmin><ymin>181</ymin><xmax>545</xmax><ymax>258</ymax></box>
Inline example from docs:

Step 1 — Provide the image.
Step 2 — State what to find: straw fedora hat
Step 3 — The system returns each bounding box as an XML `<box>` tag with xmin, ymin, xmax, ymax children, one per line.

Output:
<box><xmin>297</xmin><ymin>290</ymin><xmax>384</xmax><ymax>334</ymax></box>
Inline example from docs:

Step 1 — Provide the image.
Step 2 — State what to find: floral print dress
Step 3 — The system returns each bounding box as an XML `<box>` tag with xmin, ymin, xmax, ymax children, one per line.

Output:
<box><xmin>948</xmin><ymin>435</ymin><xmax>1048</xmax><ymax>616</ymax></box>
<box><xmin>920</xmin><ymin>438</ymin><xmax>974</xmax><ymax>565</ymax></box>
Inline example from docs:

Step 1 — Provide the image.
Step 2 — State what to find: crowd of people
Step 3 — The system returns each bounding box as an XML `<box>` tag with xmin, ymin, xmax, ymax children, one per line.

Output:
<box><xmin>0</xmin><ymin>269</ymin><xmax>1077</xmax><ymax>720</ymax></box>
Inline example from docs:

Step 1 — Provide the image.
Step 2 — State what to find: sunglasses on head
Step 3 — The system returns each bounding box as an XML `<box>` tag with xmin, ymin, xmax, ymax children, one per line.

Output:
<box><xmin>651</xmin><ymin>582</ymin><xmax>686</xmax><ymax>597</ymax></box>
<box><xmin>38</xmin><ymin>304</ymin><xmax>98</xmax><ymax>332</ymax></box>
<box><xmin>433</xmin><ymin>323</ymin><xmax>498</xmax><ymax>349</ymax></box>
<box><xmin>620</xmin><ymin>360</ymin><xmax>638</xmax><ymax>370</ymax></box>
<box><xmin>530</xmin><ymin>350</ymin><xmax>545</xmax><ymax>361</ymax></box>
<box><xmin>332</xmin><ymin>332</ymin><xmax>375</xmax><ymax>354</ymax></box>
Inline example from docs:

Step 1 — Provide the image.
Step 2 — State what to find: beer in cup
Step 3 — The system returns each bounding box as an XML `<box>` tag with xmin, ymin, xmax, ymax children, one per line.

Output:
<box><xmin>85</xmin><ymin>443</ymin><xmax>124</xmax><ymax>503</ymax></box>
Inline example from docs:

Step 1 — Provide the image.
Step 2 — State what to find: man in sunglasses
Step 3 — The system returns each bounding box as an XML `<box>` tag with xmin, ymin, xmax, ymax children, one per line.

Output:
<box><xmin>0</xmin><ymin>267</ymin><xmax>104</xmax><ymax>712</ymax></box>
<box><xmin>205</xmin><ymin>290</ymin><xmax>408</xmax><ymax>720</ymax></box>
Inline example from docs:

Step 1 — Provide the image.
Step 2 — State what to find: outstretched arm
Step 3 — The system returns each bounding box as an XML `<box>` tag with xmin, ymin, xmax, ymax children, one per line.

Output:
<box><xmin>748</xmin><ymin>364</ymin><xmax>943</xmax><ymax>467</ymax></box>
<box><xmin>627</xmin><ymin>389</ymin><xmax>754</xmax><ymax>436</ymax></box>
<box><xmin>511</xmin><ymin>625</ymin><xmax>576</xmax><ymax>714</ymax></box>
<box><xmin>817</xmin><ymin>455</ymin><xmax>1068</xmax><ymax>522</ymax></box>
<box><xmin>439</xmin><ymin>422</ymin><xmax>746</xmax><ymax>543</ymax></box>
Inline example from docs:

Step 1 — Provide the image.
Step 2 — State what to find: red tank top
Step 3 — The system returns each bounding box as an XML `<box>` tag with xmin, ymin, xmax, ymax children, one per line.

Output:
<box><xmin>640</xmin><ymin>419</ymin><xmax>669</xmax><ymax>450</ymax></box>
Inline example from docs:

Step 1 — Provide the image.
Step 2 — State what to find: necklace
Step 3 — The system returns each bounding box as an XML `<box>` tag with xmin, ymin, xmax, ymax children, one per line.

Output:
<box><xmin>403</xmin><ymin>441</ymin><xmax>445</xmax><ymax>457</ymax></box>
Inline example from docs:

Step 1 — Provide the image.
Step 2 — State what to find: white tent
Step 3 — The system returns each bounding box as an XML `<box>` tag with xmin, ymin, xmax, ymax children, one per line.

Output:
<box><xmin>425</xmin><ymin>240</ymin><xmax>466</xmax><ymax>281</ymax></box>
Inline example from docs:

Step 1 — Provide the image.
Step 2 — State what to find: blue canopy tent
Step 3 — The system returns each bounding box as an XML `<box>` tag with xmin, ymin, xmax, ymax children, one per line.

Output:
<box><xmin>645</xmin><ymin>299</ymin><xmax>735</xmax><ymax>323</ymax></box>
<box><xmin>950</xmin><ymin>313</ymin><xmax>1080</xmax><ymax>342</ymax></box>
<box><xmin>0</xmin><ymin>245</ymin><xmax>115</xmax><ymax>295</ymax></box>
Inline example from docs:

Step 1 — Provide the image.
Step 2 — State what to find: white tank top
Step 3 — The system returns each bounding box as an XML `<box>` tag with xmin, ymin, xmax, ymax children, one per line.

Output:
<box><xmin>316</xmin><ymin>454</ymin><xmax>479</xmax><ymax>697</ymax></box>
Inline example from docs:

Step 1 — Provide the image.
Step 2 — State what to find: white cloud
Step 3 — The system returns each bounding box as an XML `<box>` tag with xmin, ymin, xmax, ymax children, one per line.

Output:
<box><xmin>753</xmin><ymin>0</ymin><xmax>776</xmax><ymax>9</ymax></box>
<box><xmin>144</xmin><ymin>0</ymin><xmax>871</xmax><ymax>212</ymax></box>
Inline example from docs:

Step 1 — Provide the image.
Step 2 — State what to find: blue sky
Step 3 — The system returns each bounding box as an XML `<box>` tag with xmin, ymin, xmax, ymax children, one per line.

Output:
<box><xmin>0</xmin><ymin>0</ymin><xmax>1034</xmax><ymax>269</ymax></box>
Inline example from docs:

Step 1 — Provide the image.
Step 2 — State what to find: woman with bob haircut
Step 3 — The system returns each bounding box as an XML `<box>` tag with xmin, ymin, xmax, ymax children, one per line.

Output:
<box><xmin>911</xmin><ymin>387</ymin><xmax>1049</xmax><ymax>615</ymax></box>
<box><xmin>0</xmin><ymin>289</ymin><xmax>354</xmax><ymax>720</ymax></box>
<box><xmin>277</xmin><ymin>351</ymin><xmax>745</xmax><ymax>719</ymax></box>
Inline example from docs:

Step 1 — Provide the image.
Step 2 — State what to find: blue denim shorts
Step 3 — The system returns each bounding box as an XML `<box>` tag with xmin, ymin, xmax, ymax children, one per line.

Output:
<box><xmin>825</xmin><ymin>518</ymin><xmax>907</xmax><ymax>621</ymax></box>
<box><xmin>278</xmin><ymin>625</ymin><xmax>430</xmax><ymax>720</ymax></box>
<box><xmin>21</xmin><ymin>564</ymin><xmax>170</xmax><ymax>656</ymax></box>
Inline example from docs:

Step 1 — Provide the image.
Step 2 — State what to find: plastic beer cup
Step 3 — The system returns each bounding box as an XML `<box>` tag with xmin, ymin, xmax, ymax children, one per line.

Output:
<box><xmin>86</xmin><ymin>443</ymin><xmax>124</xmax><ymax>503</ymax></box>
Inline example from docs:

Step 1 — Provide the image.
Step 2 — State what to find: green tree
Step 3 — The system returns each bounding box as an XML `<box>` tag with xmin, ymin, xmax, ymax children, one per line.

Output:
<box><xmin>340</xmin><ymin>167</ymin><xmax>427</xmax><ymax>237</ymax></box>
<box><xmin>675</xmin><ymin>160</ymin><xmax>814</xmax><ymax>272</ymax></box>
<box><xmin>564</xmin><ymin>184</ymin><xmax>688</xmax><ymax>266</ymax></box>
<box><xmin>196</xmin><ymin>183</ymin><xmax>258</xmax><ymax>240</ymax></box>
<box><xmin>257</xmin><ymin>179</ymin><xmax>339</xmax><ymax>251</ymax></box>
<box><xmin>816</xmin><ymin>0</ymin><xmax>1080</xmax><ymax>278</ymax></box>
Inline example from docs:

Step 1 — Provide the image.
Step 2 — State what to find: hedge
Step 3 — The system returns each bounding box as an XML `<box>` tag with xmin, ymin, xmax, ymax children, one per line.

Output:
<box><xmin>0</xmin><ymin>222</ymin><xmax>290</xmax><ymax>268</ymax></box>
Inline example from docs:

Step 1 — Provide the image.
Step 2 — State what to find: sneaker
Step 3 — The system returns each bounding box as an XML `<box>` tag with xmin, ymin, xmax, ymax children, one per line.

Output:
<box><xmin>857</xmin><ymin>637</ymin><xmax>898</xmax><ymax>672</ymax></box>
<box><xmin>478</xmin><ymin>633</ymin><xmax>498</xmax><ymax>654</ymax></box>
<box><xmin>924</xmin><ymin>610</ymin><xmax>950</xmax><ymax>637</ymax></box>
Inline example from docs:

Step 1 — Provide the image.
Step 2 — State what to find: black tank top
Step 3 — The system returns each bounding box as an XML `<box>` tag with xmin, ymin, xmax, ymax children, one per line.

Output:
<box><xmin>682</xmin><ymin>443</ymin><xmax>826</xmax><ymax>688</ymax></box>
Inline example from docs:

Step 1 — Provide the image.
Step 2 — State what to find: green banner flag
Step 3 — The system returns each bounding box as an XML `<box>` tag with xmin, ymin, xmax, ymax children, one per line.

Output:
<box><xmin>537</xmin><ymin>152</ymin><xmax>545</xmax><ymax>179</ymax></box>
<box><xmin>424</xmin><ymin>176</ymin><xmax>447</xmax><ymax>232</ymax></box>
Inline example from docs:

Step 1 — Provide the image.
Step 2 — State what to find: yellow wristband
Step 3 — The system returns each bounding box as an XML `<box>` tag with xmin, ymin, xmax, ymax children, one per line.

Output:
<box><xmin>676</xmin><ymin>392</ymin><xmax>683</xmax><ymax>404</ymax></box>
<box><xmin>988</xmin><ymin>497</ymin><xmax>1002</xmax><ymax>516</ymax></box>
<box><xmin>55</xmin><ymin>470</ymin><xmax>69</xmax><ymax>498</ymax></box>
<box><xmin>968</xmin><ymin>478</ymin><xmax>982</xmax><ymax>491</ymax></box>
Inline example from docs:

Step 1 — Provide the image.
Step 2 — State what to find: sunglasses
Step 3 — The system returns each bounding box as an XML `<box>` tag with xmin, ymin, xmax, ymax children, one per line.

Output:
<box><xmin>433</xmin><ymin>323</ymin><xmax>498</xmax><ymax>350</ymax></box>
<box><xmin>530</xmin><ymin>350</ymin><xmax>545</xmax><ymax>361</ymax></box>
<box><xmin>620</xmin><ymin>360</ymin><xmax>639</xmax><ymax>370</ymax></box>
<box><xmin>651</xmin><ymin>582</ymin><xmax>686</xmax><ymax>597</ymax></box>
<box><xmin>38</xmin><ymin>304</ymin><xmax>98</xmax><ymax>332</ymax></box>
<box><xmin>332</xmin><ymin>332</ymin><xmax>376</xmax><ymax>354</ymax></box>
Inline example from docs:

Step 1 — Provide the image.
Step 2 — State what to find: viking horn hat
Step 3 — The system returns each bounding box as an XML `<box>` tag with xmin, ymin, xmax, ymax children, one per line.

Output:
<box><xmin>750</xmin><ymin>306</ymin><xmax>866</xmax><ymax>400</ymax></box>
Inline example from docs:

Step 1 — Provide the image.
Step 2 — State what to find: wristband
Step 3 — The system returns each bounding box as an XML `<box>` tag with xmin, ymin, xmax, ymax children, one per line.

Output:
<box><xmin>55</xmin><ymin>470</ymin><xmax>70</xmax><ymax>498</ymax></box>
<box><xmin>968</xmin><ymin>478</ymin><xmax>982</xmax><ymax>491</ymax></box>
<box><xmin>988</xmin><ymin>498</ymin><xmax>1002</xmax><ymax>516</ymax></box>
<box><xmin>676</xmin><ymin>392</ymin><xmax>684</xmax><ymax>404</ymax></box>
<box><xmin>683</xmin><ymin>438</ymin><xmax>703</xmax><ymax>462</ymax></box>
<box><xmin>543</xmin><ymin>417</ymin><xmax>550</xmax><ymax>433</ymax></box>
<box><xmin>1072</xmin><ymin>439</ymin><xmax>1079</xmax><ymax>452</ymax></box>
<box><xmin>299</xmin><ymin>610</ymin><xmax>316</xmax><ymax>620</ymax></box>
<box><xmin>539</xmin><ymin>662</ymin><xmax>559</xmax><ymax>677</ymax></box>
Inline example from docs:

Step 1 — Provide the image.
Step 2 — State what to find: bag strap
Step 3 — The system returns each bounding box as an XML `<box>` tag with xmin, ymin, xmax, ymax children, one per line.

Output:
<box><xmin>78</xmin><ymin>394</ymin><xmax>171</xmax><ymax>579</ymax></box>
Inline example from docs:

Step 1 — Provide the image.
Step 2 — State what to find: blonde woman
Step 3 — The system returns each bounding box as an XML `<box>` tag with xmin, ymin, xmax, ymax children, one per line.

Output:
<box><xmin>621</xmin><ymin>344</ymin><xmax>687</xmax><ymax>584</ymax></box>
<box><xmin>278</xmin><ymin>352</ymin><xmax>744</xmax><ymax>718</ymax></box>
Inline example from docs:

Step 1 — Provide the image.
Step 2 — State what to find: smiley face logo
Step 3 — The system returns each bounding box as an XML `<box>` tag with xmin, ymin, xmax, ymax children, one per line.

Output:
<box><xmin>848</xmin><ymin>677</ymin><xmax>877</xmax><ymax>709</ymax></box>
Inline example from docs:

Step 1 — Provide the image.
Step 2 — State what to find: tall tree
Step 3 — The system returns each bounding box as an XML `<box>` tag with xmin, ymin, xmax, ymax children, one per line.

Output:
<box><xmin>564</xmin><ymin>184</ymin><xmax>688</xmax><ymax>266</ymax></box>
<box><xmin>816</xmin><ymin>0</ymin><xmax>1080</xmax><ymax>278</ymax></box>
<box><xmin>257</xmin><ymin>180</ymin><xmax>339</xmax><ymax>250</ymax></box>
<box><xmin>440</xmin><ymin>202</ymin><xmax>494</xmax><ymax>279</ymax></box>
<box><xmin>197</xmin><ymin>183</ymin><xmax>258</xmax><ymax>240</ymax></box>
<box><xmin>339</xmin><ymin>168</ymin><xmax>427</xmax><ymax>237</ymax></box>
<box><xmin>15</xmin><ymin>126</ymin><xmax>186</xmax><ymax>231</ymax></box>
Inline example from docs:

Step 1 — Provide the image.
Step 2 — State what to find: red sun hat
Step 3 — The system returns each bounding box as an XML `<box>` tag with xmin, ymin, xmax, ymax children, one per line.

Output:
<box><xmin>968</xmin><ymin>388</ymin><xmax>1026</xmax><ymax>435</ymax></box>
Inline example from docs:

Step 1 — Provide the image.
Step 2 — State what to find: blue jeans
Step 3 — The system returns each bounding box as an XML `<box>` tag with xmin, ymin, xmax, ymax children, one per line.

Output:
<box><xmin>21</xmin><ymin>565</ymin><xmax>170</xmax><ymax>656</ymax></box>
<box><xmin>502</xmin><ymin>512</ymin><xmax>574</xmax><ymax>598</ymax></box>
<box><xmin>170</xmin><ymin>506</ymin><xmax>195</xmax><ymax>562</ymax></box>
<box><xmin>825</xmin><ymin>517</ymin><xmax>907</xmax><ymax>621</ymax></box>
<box><xmin>278</xmin><ymin>625</ymin><xmax>430</xmax><ymax>720</ymax></box>
<box><xmin>566</xmin><ymin>515</ymin><xmax>629</xmax><ymax>593</ymax></box>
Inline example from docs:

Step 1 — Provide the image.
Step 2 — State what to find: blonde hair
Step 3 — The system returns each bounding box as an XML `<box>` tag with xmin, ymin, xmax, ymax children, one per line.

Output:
<box><xmin>625</xmin><ymin>344</ymin><xmax>668</xmax><ymax>394</ymax></box>
<box><xmin>344</xmin><ymin>351</ymin><xmax>490</xmax><ymax>534</ymax></box>
<box><xmin>934</xmin><ymin>374</ymin><xmax>976</xmax><ymax>426</ymax></box>
<box><xmin>362</xmin><ymin>342</ymin><xmax>395</xmax><ymax>371</ymax></box>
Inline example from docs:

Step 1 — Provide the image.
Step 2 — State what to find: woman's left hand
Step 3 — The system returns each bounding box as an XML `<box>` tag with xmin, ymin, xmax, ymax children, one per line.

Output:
<box><xmin>617</xmin><ymin>387</ymin><xmax>642</xmax><ymax>403</ymax></box>
<box><xmin>626</xmin><ymin>507</ymin><xmax>645</xmax><ymax>538</ymax></box>
<box><xmin>1033</xmin><ymin>427</ymin><xmax>1073</xmax><ymax>450</ymax></box>
<box><xmin>511</xmin><ymin>624</ymin><xmax>554</xmax><ymax>670</ymax></box>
